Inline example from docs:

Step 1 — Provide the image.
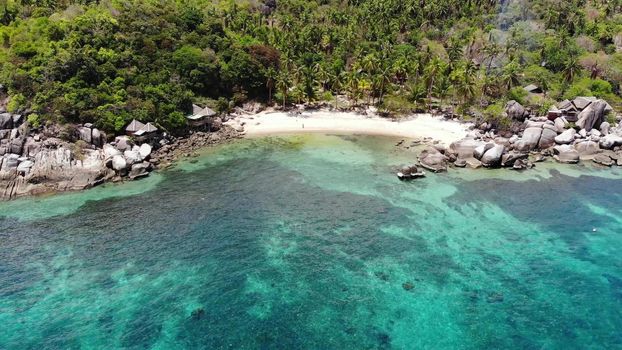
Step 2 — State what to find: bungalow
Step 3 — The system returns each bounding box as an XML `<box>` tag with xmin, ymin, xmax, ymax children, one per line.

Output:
<box><xmin>133</xmin><ymin>122</ymin><xmax>159</xmax><ymax>142</ymax></box>
<box><xmin>186</xmin><ymin>104</ymin><xmax>217</xmax><ymax>129</ymax></box>
<box><xmin>125</xmin><ymin>119</ymin><xmax>146</xmax><ymax>136</ymax></box>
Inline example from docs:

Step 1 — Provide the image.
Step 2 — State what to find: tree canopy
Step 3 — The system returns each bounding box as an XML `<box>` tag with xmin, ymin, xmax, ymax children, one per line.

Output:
<box><xmin>1</xmin><ymin>0</ymin><xmax>622</xmax><ymax>134</ymax></box>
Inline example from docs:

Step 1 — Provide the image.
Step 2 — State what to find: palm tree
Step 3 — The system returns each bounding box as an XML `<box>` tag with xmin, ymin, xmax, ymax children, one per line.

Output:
<box><xmin>314</xmin><ymin>63</ymin><xmax>331</xmax><ymax>92</ymax></box>
<box><xmin>434</xmin><ymin>75</ymin><xmax>451</xmax><ymax>110</ymax></box>
<box><xmin>276</xmin><ymin>71</ymin><xmax>291</xmax><ymax>108</ymax></box>
<box><xmin>391</xmin><ymin>57</ymin><xmax>410</xmax><ymax>86</ymax></box>
<box><xmin>563</xmin><ymin>55</ymin><xmax>580</xmax><ymax>83</ymax></box>
<box><xmin>424</xmin><ymin>57</ymin><xmax>444</xmax><ymax>111</ymax></box>
<box><xmin>501</xmin><ymin>61</ymin><xmax>521</xmax><ymax>91</ymax></box>
<box><xmin>345</xmin><ymin>70</ymin><xmax>361</xmax><ymax>108</ymax></box>
<box><xmin>374</xmin><ymin>66</ymin><xmax>392</xmax><ymax>104</ymax></box>
<box><xmin>265</xmin><ymin>67</ymin><xmax>277</xmax><ymax>105</ymax></box>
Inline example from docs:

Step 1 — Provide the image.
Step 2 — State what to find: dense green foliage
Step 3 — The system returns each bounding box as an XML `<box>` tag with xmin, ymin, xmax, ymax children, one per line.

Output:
<box><xmin>1</xmin><ymin>0</ymin><xmax>622</xmax><ymax>134</ymax></box>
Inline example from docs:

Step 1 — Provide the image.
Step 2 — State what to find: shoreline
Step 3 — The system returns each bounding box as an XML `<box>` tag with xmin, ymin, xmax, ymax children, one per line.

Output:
<box><xmin>234</xmin><ymin>109</ymin><xmax>472</xmax><ymax>146</ymax></box>
<box><xmin>2</xmin><ymin>100</ymin><xmax>621</xmax><ymax>201</ymax></box>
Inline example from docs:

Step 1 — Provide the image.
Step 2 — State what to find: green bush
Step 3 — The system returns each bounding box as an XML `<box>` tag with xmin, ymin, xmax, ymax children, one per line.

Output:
<box><xmin>507</xmin><ymin>87</ymin><xmax>528</xmax><ymax>105</ymax></box>
<box><xmin>7</xmin><ymin>93</ymin><xmax>26</xmax><ymax>113</ymax></box>
<box><xmin>380</xmin><ymin>94</ymin><xmax>418</xmax><ymax>116</ymax></box>
<box><xmin>27</xmin><ymin>113</ymin><xmax>41</xmax><ymax>128</ymax></box>
<box><xmin>483</xmin><ymin>103</ymin><xmax>511</xmax><ymax>129</ymax></box>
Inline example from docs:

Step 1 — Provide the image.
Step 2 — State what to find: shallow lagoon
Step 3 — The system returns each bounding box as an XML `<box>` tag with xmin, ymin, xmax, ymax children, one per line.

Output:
<box><xmin>1</xmin><ymin>134</ymin><xmax>621</xmax><ymax>349</ymax></box>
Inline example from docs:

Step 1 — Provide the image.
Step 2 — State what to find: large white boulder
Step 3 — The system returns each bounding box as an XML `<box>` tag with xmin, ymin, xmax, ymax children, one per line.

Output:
<box><xmin>112</xmin><ymin>155</ymin><xmax>127</xmax><ymax>171</ymax></box>
<box><xmin>139</xmin><ymin>143</ymin><xmax>152</xmax><ymax>160</ymax></box>
<box><xmin>554</xmin><ymin>129</ymin><xmax>576</xmax><ymax>145</ymax></box>
<box><xmin>599</xmin><ymin>134</ymin><xmax>622</xmax><ymax>150</ymax></box>
<box><xmin>481</xmin><ymin>144</ymin><xmax>505</xmax><ymax>167</ymax></box>
<box><xmin>103</xmin><ymin>144</ymin><xmax>121</xmax><ymax>158</ymax></box>
<box><xmin>123</xmin><ymin>150</ymin><xmax>142</xmax><ymax>166</ymax></box>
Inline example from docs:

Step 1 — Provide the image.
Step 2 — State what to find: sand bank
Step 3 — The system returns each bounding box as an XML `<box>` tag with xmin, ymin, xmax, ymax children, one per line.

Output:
<box><xmin>236</xmin><ymin>110</ymin><xmax>471</xmax><ymax>145</ymax></box>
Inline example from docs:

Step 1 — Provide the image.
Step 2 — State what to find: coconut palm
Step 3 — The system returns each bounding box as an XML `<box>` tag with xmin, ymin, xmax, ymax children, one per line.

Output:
<box><xmin>265</xmin><ymin>67</ymin><xmax>277</xmax><ymax>104</ymax></box>
<box><xmin>276</xmin><ymin>71</ymin><xmax>291</xmax><ymax>108</ymax></box>
<box><xmin>563</xmin><ymin>55</ymin><xmax>581</xmax><ymax>83</ymax></box>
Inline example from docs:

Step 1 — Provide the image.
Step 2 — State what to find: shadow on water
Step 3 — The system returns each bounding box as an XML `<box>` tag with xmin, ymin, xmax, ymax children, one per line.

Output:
<box><xmin>447</xmin><ymin>169</ymin><xmax>622</xmax><ymax>251</ymax></box>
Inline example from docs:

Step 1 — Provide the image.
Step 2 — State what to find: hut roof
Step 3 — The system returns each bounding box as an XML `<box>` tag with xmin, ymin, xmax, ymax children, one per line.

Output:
<box><xmin>192</xmin><ymin>104</ymin><xmax>203</xmax><ymax>115</ymax></box>
<box><xmin>126</xmin><ymin>119</ymin><xmax>146</xmax><ymax>133</ymax></box>
<box><xmin>141</xmin><ymin>122</ymin><xmax>158</xmax><ymax>133</ymax></box>
<box><xmin>187</xmin><ymin>106</ymin><xmax>217</xmax><ymax>120</ymax></box>
<box><xmin>524</xmin><ymin>84</ymin><xmax>543</xmax><ymax>93</ymax></box>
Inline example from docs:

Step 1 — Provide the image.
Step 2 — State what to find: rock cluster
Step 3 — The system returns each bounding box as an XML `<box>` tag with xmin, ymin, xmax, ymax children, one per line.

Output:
<box><xmin>150</xmin><ymin>125</ymin><xmax>241</xmax><ymax>169</ymax></box>
<box><xmin>428</xmin><ymin>98</ymin><xmax>622</xmax><ymax>172</ymax></box>
<box><xmin>103</xmin><ymin>136</ymin><xmax>153</xmax><ymax>179</ymax></box>
<box><xmin>0</xmin><ymin>115</ymin><xmax>240</xmax><ymax>199</ymax></box>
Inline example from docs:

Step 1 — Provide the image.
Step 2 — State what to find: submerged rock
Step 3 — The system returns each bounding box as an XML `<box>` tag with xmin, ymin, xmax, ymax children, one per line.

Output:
<box><xmin>190</xmin><ymin>308</ymin><xmax>205</xmax><ymax>320</ymax></box>
<box><xmin>593</xmin><ymin>154</ymin><xmax>614</xmax><ymax>167</ymax></box>
<box><xmin>465</xmin><ymin>158</ymin><xmax>482</xmax><ymax>169</ymax></box>
<box><xmin>402</xmin><ymin>282</ymin><xmax>414</xmax><ymax>291</ymax></box>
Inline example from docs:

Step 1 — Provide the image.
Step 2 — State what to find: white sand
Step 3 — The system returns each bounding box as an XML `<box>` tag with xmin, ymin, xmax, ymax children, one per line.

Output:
<box><xmin>236</xmin><ymin>110</ymin><xmax>471</xmax><ymax>145</ymax></box>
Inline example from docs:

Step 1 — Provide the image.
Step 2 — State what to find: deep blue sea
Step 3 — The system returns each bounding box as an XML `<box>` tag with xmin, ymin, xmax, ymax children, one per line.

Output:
<box><xmin>1</xmin><ymin>134</ymin><xmax>621</xmax><ymax>349</ymax></box>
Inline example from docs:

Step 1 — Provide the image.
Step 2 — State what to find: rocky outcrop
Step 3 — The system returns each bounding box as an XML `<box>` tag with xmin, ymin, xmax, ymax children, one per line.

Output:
<box><xmin>554</xmin><ymin>129</ymin><xmax>576</xmax><ymax>145</ymax></box>
<box><xmin>418</xmin><ymin>147</ymin><xmax>448</xmax><ymax>173</ymax></box>
<box><xmin>449</xmin><ymin>138</ymin><xmax>485</xmax><ymax>160</ymax></box>
<box><xmin>480</xmin><ymin>144</ymin><xmax>505</xmax><ymax>167</ymax></box>
<box><xmin>599</xmin><ymin>134</ymin><xmax>622</xmax><ymax>150</ymax></box>
<box><xmin>553</xmin><ymin>145</ymin><xmax>580</xmax><ymax>164</ymax></box>
<box><xmin>0</xmin><ymin>114</ymin><xmax>241</xmax><ymax>200</ymax></box>
<box><xmin>576</xmin><ymin>99</ymin><xmax>607</xmax><ymax>131</ymax></box>
<box><xmin>514</xmin><ymin>121</ymin><xmax>561</xmax><ymax>151</ymax></box>
<box><xmin>0</xmin><ymin>144</ymin><xmax>112</xmax><ymax>199</ymax></box>
<box><xmin>505</xmin><ymin>100</ymin><xmax>529</xmax><ymax>121</ymax></box>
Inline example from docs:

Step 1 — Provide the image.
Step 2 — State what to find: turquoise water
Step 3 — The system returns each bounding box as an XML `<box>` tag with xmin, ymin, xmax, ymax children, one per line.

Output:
<box><xmin>1</xmin><ymin>134</ymin><xmax>621</xmax><ymax>349</ymax></box>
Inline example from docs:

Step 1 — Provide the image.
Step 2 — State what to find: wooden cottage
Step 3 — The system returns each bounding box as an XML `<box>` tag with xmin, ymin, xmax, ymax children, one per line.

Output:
<box><xmin>186</xmin><ymin>104</ymin><xmax>217</xmax><ymax>129</ymax></box>
<box><xmin>133</xmin><ymin>122</ymin><xmax>159</xmax><ymax>142</ymax></box>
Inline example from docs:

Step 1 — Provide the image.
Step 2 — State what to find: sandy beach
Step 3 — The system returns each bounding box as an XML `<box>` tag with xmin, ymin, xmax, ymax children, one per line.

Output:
<box><xmin>235</xmin><ymin>110</ymin><xmax>471</xmax><ymax>145</ymax></box>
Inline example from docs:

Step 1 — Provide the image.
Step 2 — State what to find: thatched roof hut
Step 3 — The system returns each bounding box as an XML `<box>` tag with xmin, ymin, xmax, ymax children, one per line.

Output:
<box><xmin>126</xmin><ymin>119</ymin><xmax>146</xmax><ymax>135</ymax></box>
<box><xmin>187</xmin><ymin>105</ymin><xmax>217</xmax><ymax>128</ymax></box>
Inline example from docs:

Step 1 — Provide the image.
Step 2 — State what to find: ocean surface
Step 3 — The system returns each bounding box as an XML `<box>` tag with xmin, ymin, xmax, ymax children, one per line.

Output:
<box><xmin>1</xmin><ymin>134</ymin><xmax>621</xmax><ymax>349</ymax></box>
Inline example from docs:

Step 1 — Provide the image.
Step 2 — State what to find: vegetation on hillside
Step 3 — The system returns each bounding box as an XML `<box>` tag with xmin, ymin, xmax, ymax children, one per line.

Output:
<box><xmin>1</xmin><ymin>0</ymin><xmax>622</xmax><ymax>134</ymax></box>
